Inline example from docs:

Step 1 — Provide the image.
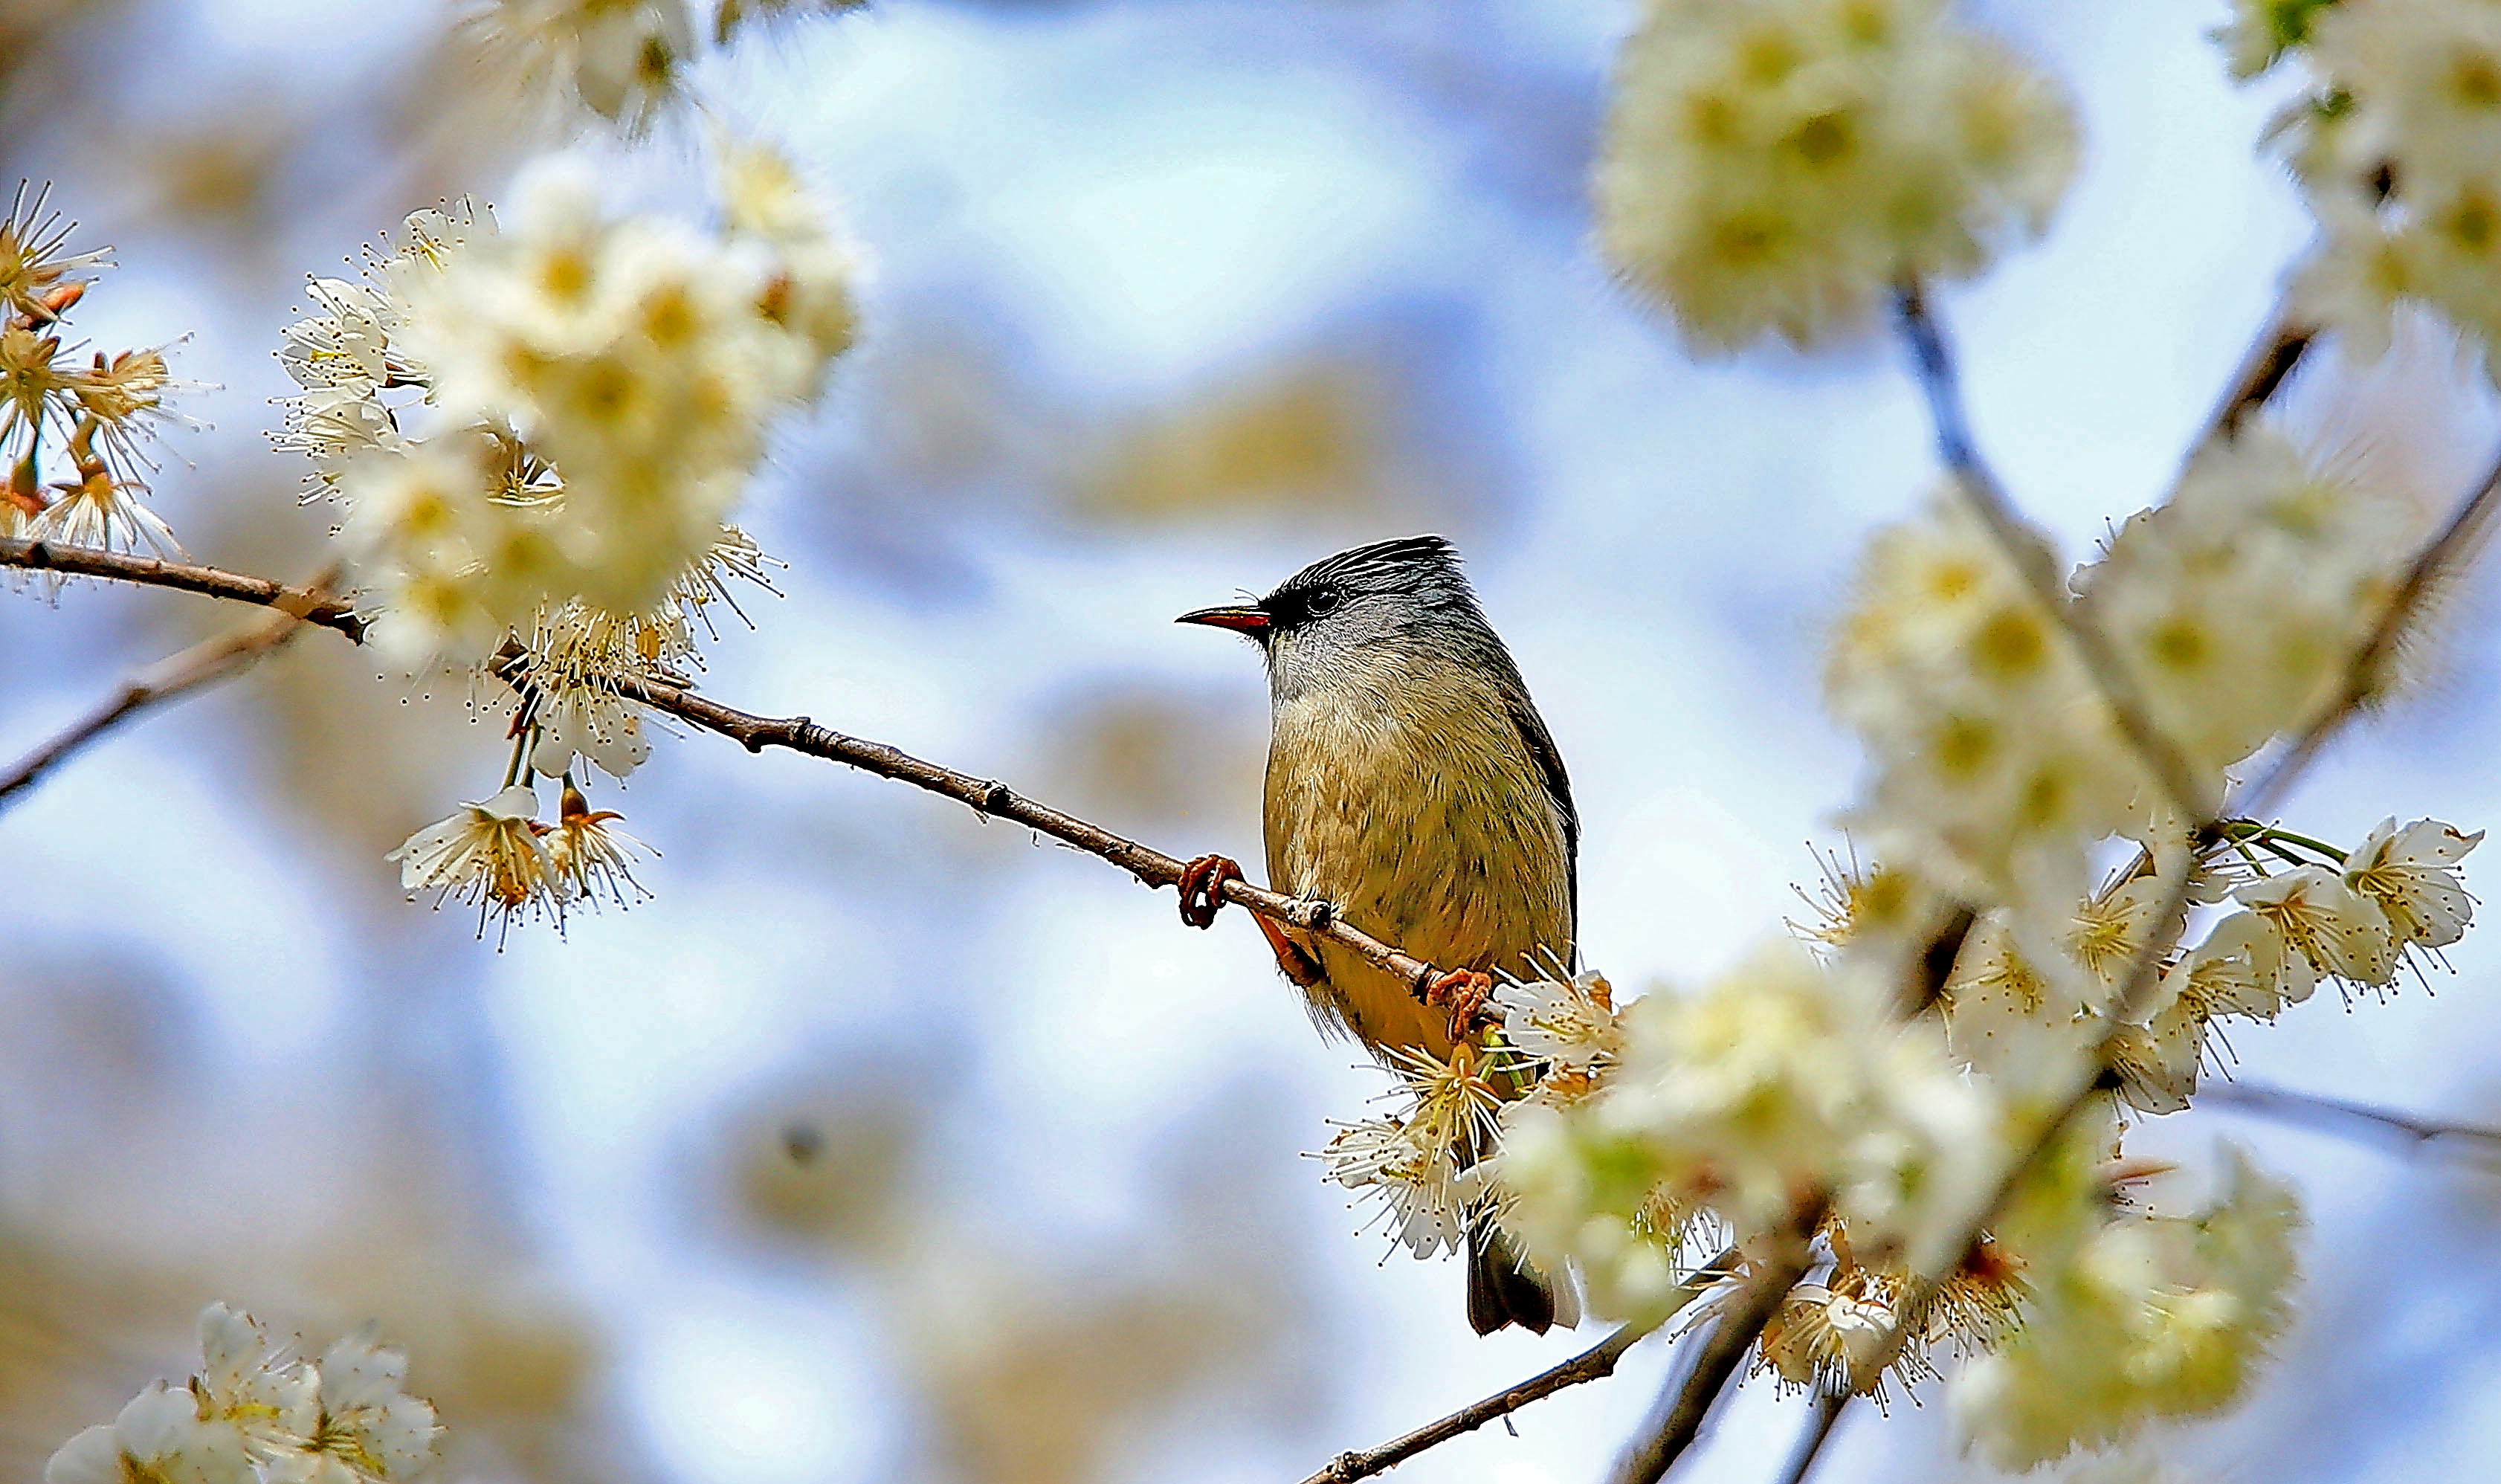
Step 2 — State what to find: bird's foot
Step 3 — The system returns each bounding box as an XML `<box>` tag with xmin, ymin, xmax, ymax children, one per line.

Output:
<box><xmin>1176</xmin><ymin>854</ymin><xmax>1244</xmax><ymax>929</ymax></box>
<box><xmin>1424</xmin><ymin>968</ymin><xmax>1496</xmax><ymax>1043</ymax></box>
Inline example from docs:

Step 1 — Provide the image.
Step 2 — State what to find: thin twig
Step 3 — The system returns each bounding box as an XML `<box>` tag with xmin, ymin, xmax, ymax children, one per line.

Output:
<box><xmin>1610</xmin><ymin>1237</ymin><xmax>1816</xmax><ymax>1484</ymax></box>
<box><xmin>1891</xmin><ymin>283</ymin><xmax>2212</xmax><ymax>822</ymax></box>
<box><xmin>0</xmin><ymin>561</ymin><xmax>344</xmax><ymax>810</ymax></box>
<box><xmin>0</xmin><ymin>537</ymin><xmax>1454</xmax><ymax>993</ymax></box>
<box><xmin>1772</xmin><ymin>1391</ymin><xmax>1849</xmax><ymax>1484</ymax></box>
<box><xmin>594</xmin><ymin>666</ymin><xmax>1442</xmax><ymax>991</ymax></box>
<box><xmin>1298</xmin><ymin>1250</ymin><xmax>1740</xmax><ymax>1484</ymax></box>
<box><xmin>2203</xmin><ymin>1080</ymin><xmax>2501</xmax><ymax>1156</ymax></box>
<box><xmin>2198</xmin><ymin>312</ymin><xmax>2314</xmax><ymax>451</ymax></box>
<box><xmin>1</xmin><ymin>538</ymin><xmax>365</xmax><ymax>642</ymax></box>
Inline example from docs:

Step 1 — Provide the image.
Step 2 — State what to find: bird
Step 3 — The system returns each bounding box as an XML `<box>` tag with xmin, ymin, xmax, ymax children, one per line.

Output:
<box><xmin>1173</xmin><ymin>534</ymin><xmax>1579</xmax><ymax>1335</ymax></box>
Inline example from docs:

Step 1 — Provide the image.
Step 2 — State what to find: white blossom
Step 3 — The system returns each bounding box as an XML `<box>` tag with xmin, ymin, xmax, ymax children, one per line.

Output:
<box><xmin>1498</xmin><ymin>941</ymin><xmax>1999</xmax><ymax>1307</ymax></box>
<box><xmin>2236</xmin><ymin>863</ymin><xmax>2401</xmax><ymax>992</ymax></box>
<box><xmin>45</xmin><ymin>1307</ymin><xmax>440</xmax><ymax>1484</ymax></box>
<box><xmin>1952</xmin><ymin>1150</ymin><xmax>2301</xmax><ymax>1469</ymax></box>
<box><xmin>2272</xmin><ymin>0</ymin><xmax>2501</xmax><ymax>381</ymax></box>
<box><xmin>2078</xmin><ymin>427</ymin><xmax>2416</xmax><ymax>775</ymax></box>
<box><xmin>1314</xmin><ymin>1047</ymin><xmax>1502</xmax><ymax>1260</ymax></box>
<box><xmin>547</xmin><ymin>784</ymin><xmax>654</xmax><ymax>908</ymax></box>
<box><xmin>457</xmin><ymin>0</ymin><xmax>698</xmax><ymax>134</ymax></box>
<box><xmin>1493</xmin><ymin>964</ymin><xmax>1623</xmax><ymax>1080</ymax></box>
<box><xmin>1829</xmin><ymin>497</ymin><xmax>2144</xmax><ymax>908</ymax></box>
<box><xmin>47</xmin><ymin>1385</ymin><xmax>254</xmax><ymax>1484</ymax></box>
<box><xmin>2342</xmin><ymin>815</ymin><xmax>2482</xmax><ymax>961</ymax></box>
<box><xmin>1596</xmin><ymin>0</ymin><xmax>2078</xmax><ymax>352</ymax></box>
<box><xmin>388</xmin><ymin>783</ymin><xmax>564</xmax><ymax>938</ymax></box>
<box><xmin>268</xmin><ymin>1333</ymin><xmax>440</xmax><ymax>1484</ymax></box>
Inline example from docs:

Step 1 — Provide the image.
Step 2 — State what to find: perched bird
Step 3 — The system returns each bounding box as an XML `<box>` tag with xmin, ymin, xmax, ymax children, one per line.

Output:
<box><xmin>1175</xmin><ymin>534</ymin><xmax>1578</xmax><ymax>1335</ymax></box>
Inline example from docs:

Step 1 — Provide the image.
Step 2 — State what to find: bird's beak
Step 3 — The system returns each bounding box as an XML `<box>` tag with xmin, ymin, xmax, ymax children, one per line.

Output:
<box><xmin>1175</xmin><ymin>603</ymin><xmax>1271</xmax><ymax>635</ymax></box>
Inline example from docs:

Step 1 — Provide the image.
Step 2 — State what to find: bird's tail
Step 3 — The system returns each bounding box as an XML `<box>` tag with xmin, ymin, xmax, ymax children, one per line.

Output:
<box><xmin>1465</xmin><ymin>1219</ymin><xmax>1579</xmax><ymax>1336</ymax></box>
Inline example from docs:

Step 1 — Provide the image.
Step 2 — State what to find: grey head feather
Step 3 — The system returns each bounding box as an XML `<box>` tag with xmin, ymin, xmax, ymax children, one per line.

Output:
<box><xmin>1257</xmin><ymin>534</ymin><xmax>1496</xmax><ymax>688</ymax></box>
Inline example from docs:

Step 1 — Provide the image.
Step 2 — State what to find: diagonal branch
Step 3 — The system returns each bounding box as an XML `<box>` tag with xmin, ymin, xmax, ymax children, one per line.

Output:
<box><xmin>1772</xmin><ymin>294</ymin><xmax>2501</xmax><ymax>1484</ymax></box>
<box><xmin>2198</xmin><ymin>312</ymin><xmax>2312</xmax><ymax>452</ymax></box>
<box><xmin>1</xmin><ymin>537</ymin><xmax>365</xmax><ymax>642</ymax></box>
<box><xmin>1609</xmin><ymin>1239</ymin><xmax>1814</xmax><ymax>1484</ymax></box>
<box><xmin>1297</xmin><ymin>1249</ymin><xmax>1740</xmax><ymax>1484</ymax></box>
<box><xmin>0</xmin><ymin>535</ymin><xmax>1446</xmax><ymax>994</ymax></box>
<box><xmin>0</xmin><ymin>561</ymin><xmax>343</xmax><ymax>810</ymax></box>
<box><xmin>2203</xmin><ymin>1080</ymin><xmax>2501</xmax><ymax>1155</ymax></box>
<box><xmin>593</xmin><ymin>666</ymin><xmax>1438</xmax><ymax>989</ymax></box>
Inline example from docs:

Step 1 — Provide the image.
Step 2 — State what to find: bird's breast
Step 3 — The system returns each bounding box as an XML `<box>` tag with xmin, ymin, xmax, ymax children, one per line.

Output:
<box><xmin>1262</xmin><ymin>656</ymin><xmax>1573</xmax><ymax>1059</ymax></box>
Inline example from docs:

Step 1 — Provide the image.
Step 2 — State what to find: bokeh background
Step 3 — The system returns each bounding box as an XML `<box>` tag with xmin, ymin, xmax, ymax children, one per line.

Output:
<box><xmin>6</xmin><ymin>1</ymin><xmax>2501</xmax><ymax>1481</ymax></box>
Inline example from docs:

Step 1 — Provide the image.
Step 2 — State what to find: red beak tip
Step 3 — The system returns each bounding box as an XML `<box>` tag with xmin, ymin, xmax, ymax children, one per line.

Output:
<box><xmin>1176</xmin><ymin>605</ymin><xmax>1271</xmax><ymax>634</ymax></box>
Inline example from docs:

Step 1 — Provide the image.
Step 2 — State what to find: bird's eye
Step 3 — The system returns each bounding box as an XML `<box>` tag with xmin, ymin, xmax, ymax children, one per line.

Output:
<box><xmin>1306</xmin><ymin>587</ymin><xmax>1343</xmax><ymax>616</ymax></box>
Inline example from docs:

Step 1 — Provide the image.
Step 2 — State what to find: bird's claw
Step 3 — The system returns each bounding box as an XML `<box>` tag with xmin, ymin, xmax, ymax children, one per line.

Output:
<box><xmin>1424</xmin><ymin>968</ymin><xmax>1496</xmax><ymax>1042</ymax></box>
<box><xmin>1178</xmin><ymin>854</ymin><xmax>1245</xmax><ymax>929</ymax></box>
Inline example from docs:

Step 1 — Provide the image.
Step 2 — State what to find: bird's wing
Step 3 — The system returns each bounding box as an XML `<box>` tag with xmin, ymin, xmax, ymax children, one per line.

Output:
<box><xmin>1504</xmin><ymin>691</ymin><xmax>1579</xmax><ymax>955</ymax></box>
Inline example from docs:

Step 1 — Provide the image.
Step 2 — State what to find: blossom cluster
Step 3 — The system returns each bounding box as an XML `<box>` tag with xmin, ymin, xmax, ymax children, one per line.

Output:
<box><xmin>457</xmin><ymin>0</ymin><xmax>868</xmax><ymax>137</ymax></box>
<box><xmin>1</xmin><ymin>182</ymin><xmax>193</xmax><ymax>558</ymax></box>
<box><xmin>1315</xmin><ymin>1044</ymin><xmax>1506</xmax><ymax>1260</ymax></box>
<box><xmin>1296</xmin><ymin>4</ymin><xmax>2494</xmax><ymax>1468</ymax></box>
<box><xmin>1952</xmin><ymin>1150</ymin><xmax>2303</xmax><ymax>1468</ymax></box>
<box><xmin>2236</xmin><ymin>0</ymin><xmax>2501</xmax><ymax>375</ymax></box>
<box><xmin>45</xmin><ymin>1303</ymin><xmax>439</xmax><ymax>1484</ymax></box>
<box><xmin>1498</xmin><ymin>945</ymin><xmax>1994</xmax><ymax>1298</ymax></box>
<box><xmin>1595</xmin><ymin>0</ymin><xmax>2078</xmax><ymax>352</ymax></box>
<box><xmin>272</xmin><ymin>141</ymin><xmax>859</xmax><ymax>935</ymax></box>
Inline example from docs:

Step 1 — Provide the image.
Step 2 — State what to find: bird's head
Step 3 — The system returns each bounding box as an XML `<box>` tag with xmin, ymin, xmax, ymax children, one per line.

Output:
<box><xmin>1176</xmin><ymin>535</ymin><xmax>1488</xmax><ymax>700</ymax></box>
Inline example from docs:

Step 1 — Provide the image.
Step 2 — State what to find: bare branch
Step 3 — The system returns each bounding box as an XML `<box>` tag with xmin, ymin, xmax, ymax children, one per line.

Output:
<box><xmin>1297</xmin><ymin>1258</ymin><xmax>1731</xmax><ymax>1484</ymax></box>
<box><xmin>589</xmin><ymin>665</ymin><xmax>1442</xmax><ymax>990</ymax></box>
<box><xmin>1610</xmin><ymin>1236</ymin><xmax>1816</xmax><ymax>1484</ymax></box>
<box><xmin>2197</xmin><ymin>312</ymin><xmax>2313</xmax><ymax>451</ymax></box>
<box><xmin>0</xmin><ymin>536</ymin><xmax>1460</xmax><ymax>992</ymax></box>
<box><xmin>2204</xmin><ymin>1080</ymin><xmax>2501</xmax><ymax>1156</ymax></box>
<box><xmin>1</xmin><ymin>538</ymin><xmax>366</xmax><ymax>642</ymax></box>
<box><xmin>0</xmin><ymin>562</ymin><xmax>343</xmax><ymax>810</ymax></box>
<box><xmin>1772</xmin><ymin>1390</ymin><xmax>1849</xmax><ymax>1484</ymax></box>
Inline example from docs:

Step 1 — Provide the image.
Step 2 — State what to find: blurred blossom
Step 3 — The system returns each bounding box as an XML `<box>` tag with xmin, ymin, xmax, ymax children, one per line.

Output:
<box><xmin>1952</xmin><ymin>1152</ymin><xmax>2302</xmax><ymax>1470</ymax></box>
<box><xmin>2266</xmin><ymin>0</ymin><xmax>2501</xmax><ymax>382</ymax></box>
<box><xmin>1827</xmin><ymin>494</ymin><xmax>2142</xmax><ymax>913</ymax></box>
<box><xmin>455</xmin><ymin>0</ymin><xmax>700</xmax><ymax>137</ymax></box>
<box><xmin>2075</xmin><ymin>426</ymin><xmax>2421</xmax><ymax>779</ymax></box>
<box><xmin>1595</xmin><ymin>0</ymin><xmax>2078</xmax><ymax>352</ymax></box>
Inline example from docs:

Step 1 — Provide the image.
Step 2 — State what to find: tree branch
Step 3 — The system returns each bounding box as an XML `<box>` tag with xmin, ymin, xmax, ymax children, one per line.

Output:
<box><xmin>1610</xmin><ymin>1236</ymin><xmax>1815</xmax><ymax>1484</ymax></box>
<box><xmin>1771</xmin><ymin>1390</ymin><xmax>1849</xmax><ymax>1484</ymax></box>
<box><xmin>0</xmin><ymin>561</ymin><xmax>343</xmax><ymax>810</ymax></box>
<box><xmin>1</xmin><ymin>538</ymin><xmax>365</xmax><ymax>642</ymax></box>
<box><xmin>2203</xmin><ymin>1080</ymin><xmax>2501</xmax><ymax>1155</ymax></box>
<box><xmin>0</xmin><ymin>535</ymin><xmax>1453</xmax><ymax>993</ymax></box>
<box><xmin>1296</xmin><ymin>1248</ymin><xmax>1743</xmax><ymax>1484</ymax></box>
<box><xmin>591</xmin><ymin>666</ymin><xmax>1439</xmax><ymax>990</ymax></box>
<box><xmin>2198</xmin><ymin>312</ymin><xmax>2313</xmax><ymax>451</ymax></box>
